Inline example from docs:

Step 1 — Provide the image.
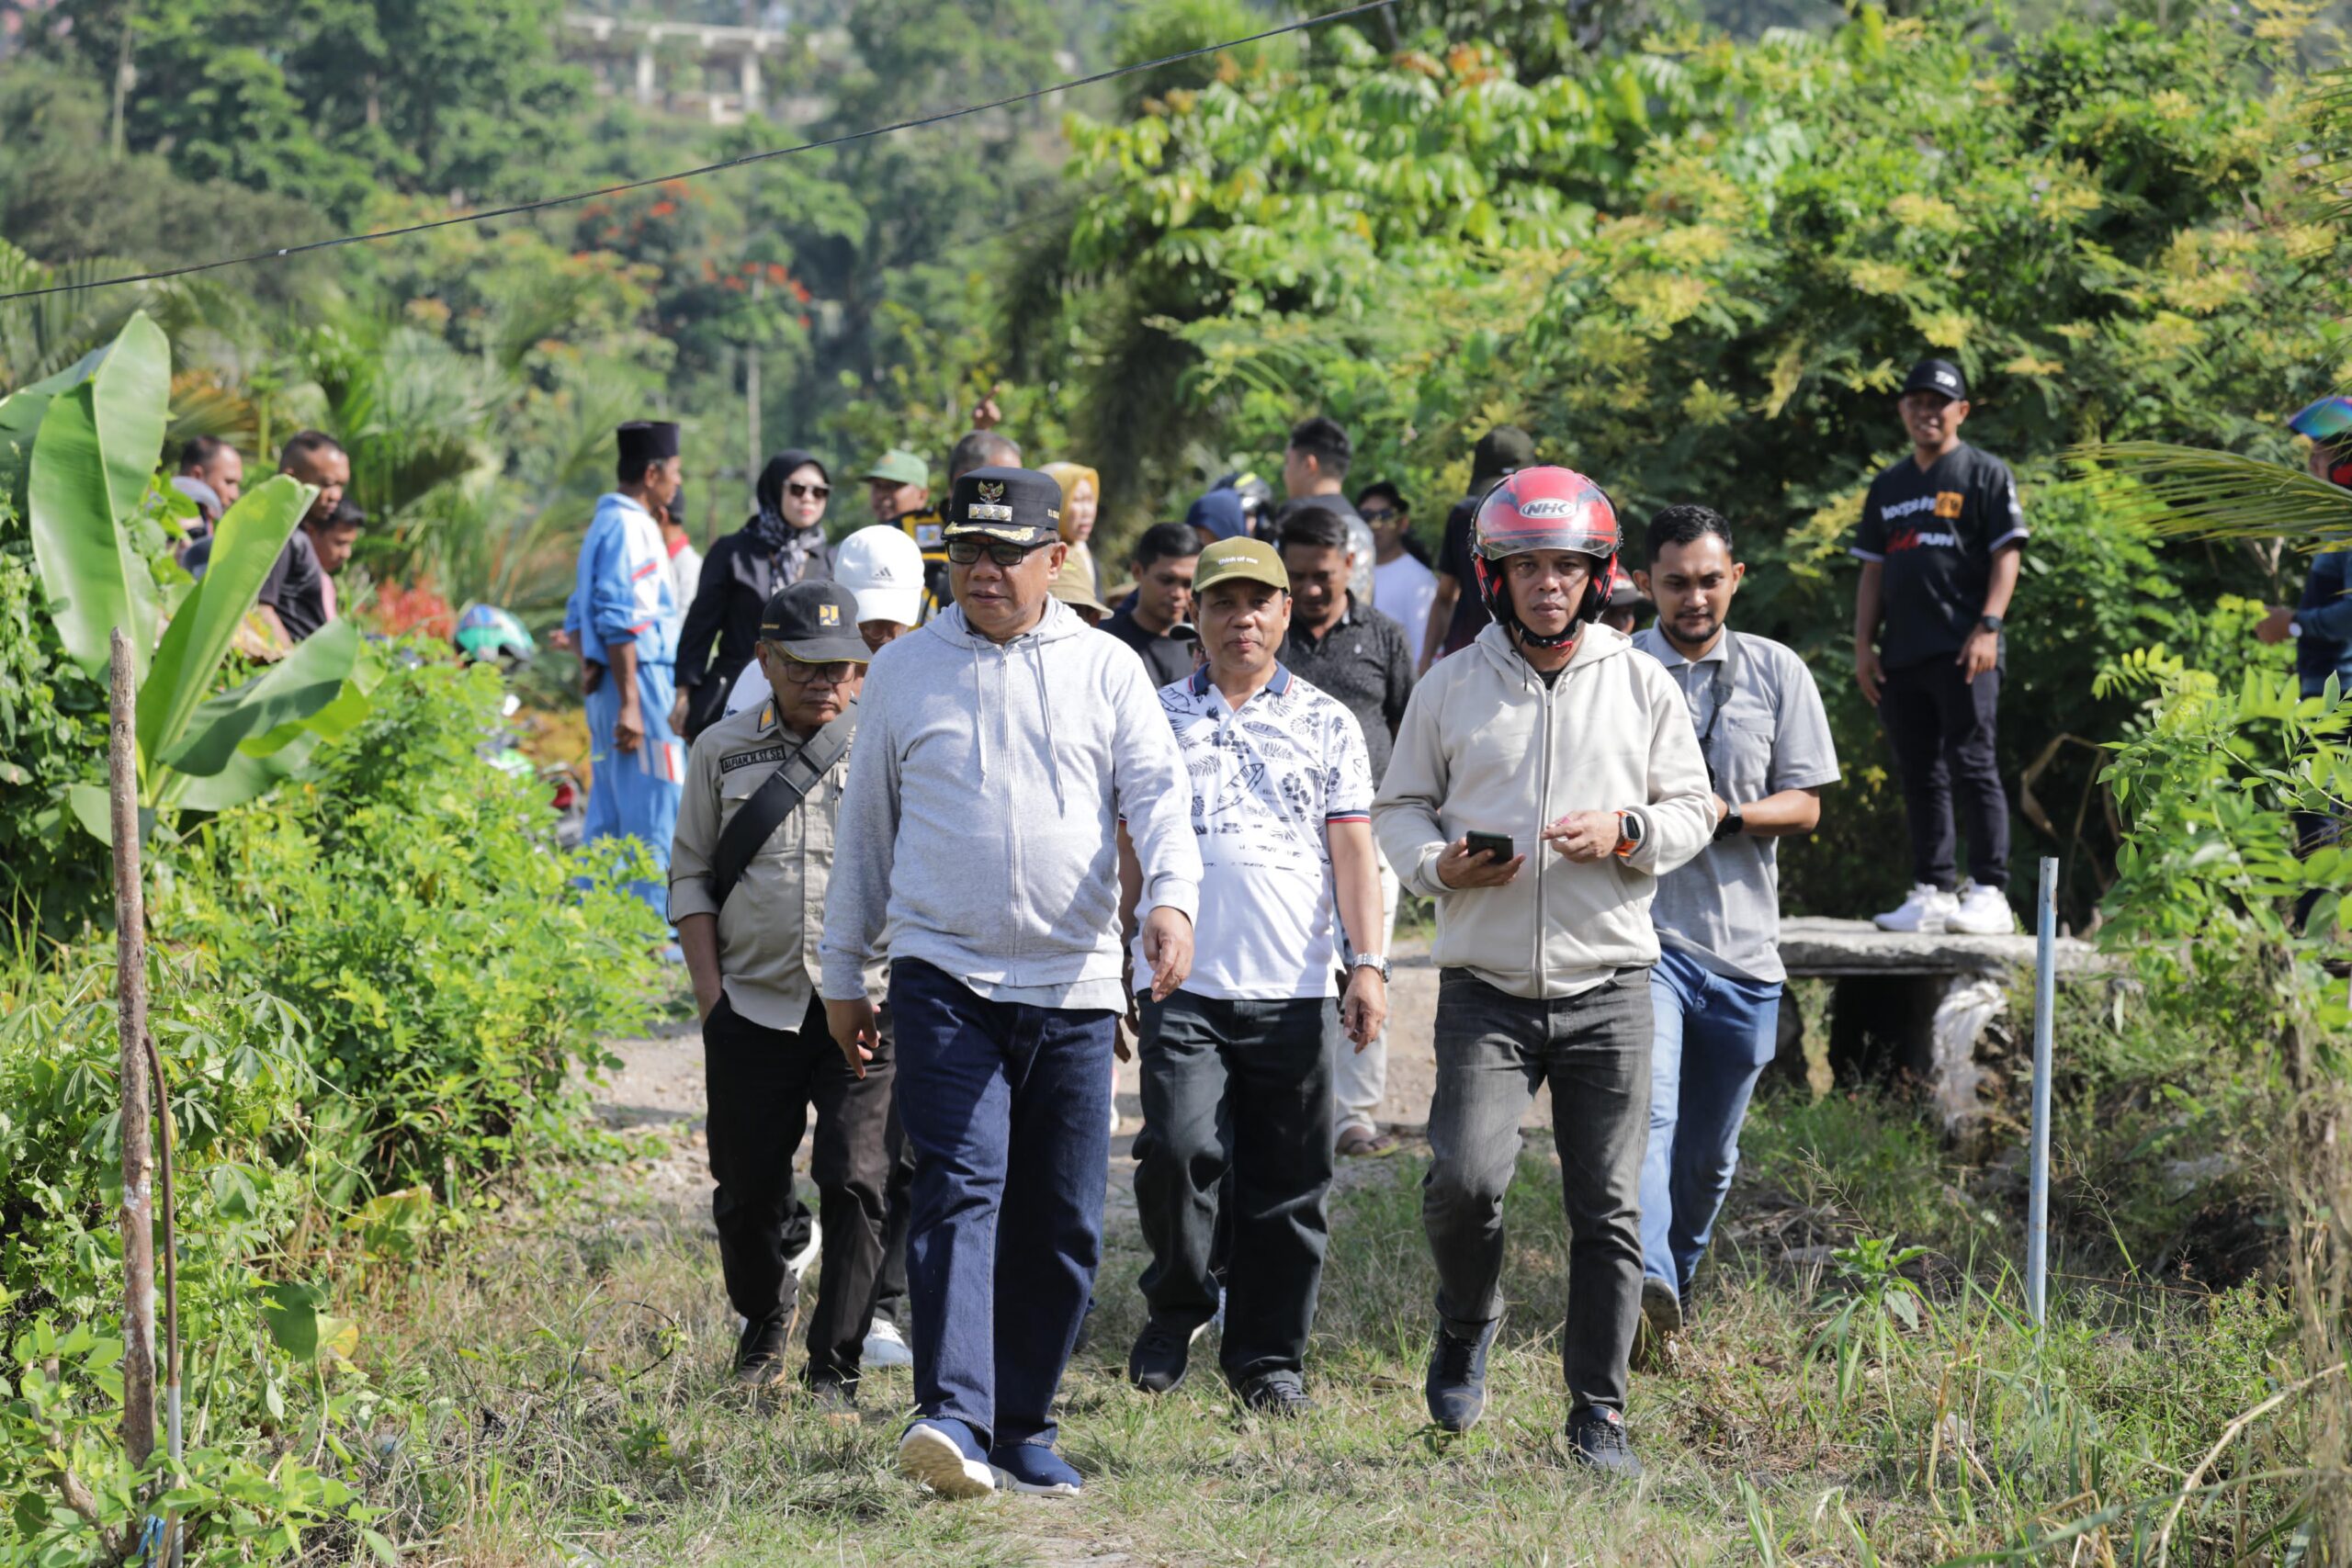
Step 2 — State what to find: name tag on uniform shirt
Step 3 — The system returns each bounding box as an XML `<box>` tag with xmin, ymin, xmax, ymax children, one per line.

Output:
<box><xmin>720</xmin><ymin>745</ymin><xmax>795</xmax><ymax>774</ymax></box>
<box><xmin>914</xmin><ymin>523</ymin><xmax>944</xmax><ymax>548</ymax></box>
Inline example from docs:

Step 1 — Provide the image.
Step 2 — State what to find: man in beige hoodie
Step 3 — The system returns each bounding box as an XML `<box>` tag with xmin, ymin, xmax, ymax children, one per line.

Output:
<box><xmin>1372</xmin><ymin>466</ymin><xmax>1714</xmax><ymax>1479</ymax></box>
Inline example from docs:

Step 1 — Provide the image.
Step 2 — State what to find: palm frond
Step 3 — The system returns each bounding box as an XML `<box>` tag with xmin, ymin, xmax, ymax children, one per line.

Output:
<box><xmin>2069</xmin><ymin>441</ymin><xmax>2352</xmax><ymax>551</ymax></box>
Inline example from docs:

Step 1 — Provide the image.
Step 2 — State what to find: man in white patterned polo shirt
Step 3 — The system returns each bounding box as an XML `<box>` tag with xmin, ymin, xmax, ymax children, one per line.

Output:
<box><xmin>1118</xmin><ymin>536</ymin><xmax>1390</xmax><ymax>1417</ymax></box>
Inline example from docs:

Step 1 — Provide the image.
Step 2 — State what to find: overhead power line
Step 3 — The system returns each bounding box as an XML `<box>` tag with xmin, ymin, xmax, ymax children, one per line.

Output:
<box><xmin>0</xmin><ymin>1</ymin><xmax>1391</xmax><ymax>305</ymax></box>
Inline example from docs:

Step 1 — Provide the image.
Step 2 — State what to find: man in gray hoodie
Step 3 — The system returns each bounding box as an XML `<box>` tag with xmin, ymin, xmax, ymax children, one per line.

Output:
<box><xmin>820</xmin><ymin>466</ymin><xmax>1202</xmax><ymax>1502</ymax></box>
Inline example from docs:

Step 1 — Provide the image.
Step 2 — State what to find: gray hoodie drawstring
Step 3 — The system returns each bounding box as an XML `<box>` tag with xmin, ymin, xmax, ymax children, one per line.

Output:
<box><xmin>1029</xmin><ymin>633</ymin><xmax>1066</xmax><ymax>812</ymax></box>
<box><xmin>970</xmin><ymin>637</ymin><xmax>989</xmax><ymax>785</ymax></box>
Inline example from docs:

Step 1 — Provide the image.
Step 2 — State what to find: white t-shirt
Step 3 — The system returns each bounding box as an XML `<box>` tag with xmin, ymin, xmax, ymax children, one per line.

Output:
<box><xmin>665</xmin><ymin>541</ymin><xmax>703</xmax><ymax>626</ymax></box>
<box><xmin>723</xmin><ymin>659</ymin><xmax>767</xmax><ymax>718</ymax></box>
<box><xmin>1133</xmin><ymin>664</ymin><xmax>1373</xmax><ymax>1000</ymax></box>
<box><xmin>1374</xmin><ymin>553</ymin><xmax>1438</xmax><ymax>660</ymax></box>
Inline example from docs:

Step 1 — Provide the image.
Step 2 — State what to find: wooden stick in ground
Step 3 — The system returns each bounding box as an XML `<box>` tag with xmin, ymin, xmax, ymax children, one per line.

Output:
<box><xmin>108</xmin><ymin>626</ymin><xmax>156</xmax><ymax>1468</ymax></box>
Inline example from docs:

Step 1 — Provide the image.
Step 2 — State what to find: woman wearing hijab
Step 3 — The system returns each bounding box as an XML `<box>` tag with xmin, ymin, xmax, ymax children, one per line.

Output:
<box><xmin>676</xmin><ymin>449</ymin><xmax>836</xmax><ymax>739</ymax></box>
<box><xmin>1041</xmin><ymin>461</ymin><xmax>1102</xmax><ymax>602</ymax></box>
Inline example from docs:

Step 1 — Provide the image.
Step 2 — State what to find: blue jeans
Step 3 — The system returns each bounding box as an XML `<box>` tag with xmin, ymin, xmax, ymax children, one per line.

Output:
<box><xmin>888</xmin><ymin>959</ymin><xmax>1114</xmax><ymax>1453</ymax></box>
<box><xmin>1640</xmin><ymin>944</ymin><xmax>1782</xmax><ymax>1298</ymax></box>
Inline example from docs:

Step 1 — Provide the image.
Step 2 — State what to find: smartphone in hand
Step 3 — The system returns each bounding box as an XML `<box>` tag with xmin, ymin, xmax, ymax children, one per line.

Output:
<box><xmin>1464</xmin><ymin>830</ymin><xmax>1513</xmax><ymax>863</ymax></box>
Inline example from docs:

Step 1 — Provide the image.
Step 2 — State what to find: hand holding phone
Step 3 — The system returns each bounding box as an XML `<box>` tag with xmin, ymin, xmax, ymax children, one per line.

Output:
<box><xmin>1439</xmin><ymin>833</ymin><xmax>1524</xmax><ymax>890</ymax></box>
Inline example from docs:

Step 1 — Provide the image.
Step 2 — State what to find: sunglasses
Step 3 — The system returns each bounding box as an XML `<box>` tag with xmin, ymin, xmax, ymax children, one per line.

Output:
<box><xmin>946</xmin><ymin>537</ymin><xmax>1054</xmax><ymax>567</ymax></box>
<box><xmin>786</xmin><ymin>481</ymin><xmax>830</xmax><ymax>501</ymax></box>
<box><xmin>1360</xmin><ymin>506</ymin><xmax>1399</xmax><ymax>524</ymax></box>
<box><xmin>775</xmin><ymin>658</ymin><xmax>858</xmax><ymax>686</ymax></box>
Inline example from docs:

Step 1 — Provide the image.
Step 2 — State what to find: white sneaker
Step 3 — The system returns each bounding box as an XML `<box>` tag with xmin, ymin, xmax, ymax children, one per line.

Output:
<box><xmin>1873</xmin><ymin>884</ymin><xmax>1958</xmax><ymax>933</ymax></box>
<box><xmin>786</xmin><ymin>1217</ymin><xmax>822</xmax><ymax>1282</ymax></box>
<box><xmin>863</xmin><ymin>1319</ymin><xmax>913</xmax><ymax>1369</ymax></box>
<box><xmin>898</xmin><ymin>1422</ymin><xmax>995</xmax><ymax>1500</ymax></box>
<box><xmin>1946</xmin><ymin>882</ymin><xmax>2018</xmax><ymax>935</ymax></box>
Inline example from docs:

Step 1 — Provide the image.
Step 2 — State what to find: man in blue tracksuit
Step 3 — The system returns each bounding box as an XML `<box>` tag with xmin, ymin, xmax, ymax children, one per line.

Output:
<box><xmin>820</xmin><ymin>466</ymin><xmax>1202</xmax><ymax>1502</ymax></box>
<box><xmin>572</xmin><ymin>420</ymin><xmax>687</xmax><ymax>915</ymax></box>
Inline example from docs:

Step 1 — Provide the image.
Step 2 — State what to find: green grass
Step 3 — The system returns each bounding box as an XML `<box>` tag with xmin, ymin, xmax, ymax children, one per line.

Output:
<box><xmin>348</xmin><ymin>1081</ymin><xmax>2317</xmax><ymax>1565</ymax></box>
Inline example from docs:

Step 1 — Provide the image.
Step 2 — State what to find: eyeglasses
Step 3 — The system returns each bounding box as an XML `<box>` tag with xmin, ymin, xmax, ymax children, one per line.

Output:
<box><xmin>1360</xmin><ymin>506</ymin><xmax>1398</xmax><ymax>524</ymax></box>
<box><xmin>774</xmin><ymin>658</ymin><xmax>858</xmax><ymax>686</ymax></box>
<box><xmin>787</xmin><ymin>481</ymin><xmax>830</xmax><ymax>501</ymax></box>
<box><xmin>946</xmin><ymin>537</ymin><xmax>1053</xmax><ymax>567</ymax></box>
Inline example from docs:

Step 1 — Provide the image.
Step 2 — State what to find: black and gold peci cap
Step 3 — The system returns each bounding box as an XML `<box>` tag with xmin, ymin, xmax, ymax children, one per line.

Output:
<box><xmin>759</xmin><ymin>581</ymin><xmax>870</xmax><ymax>664</ymax></box>
<box><xmin>942</xmin><ymin>465</ymin><xmax>1062</xmax><ymax>548</ymax></box>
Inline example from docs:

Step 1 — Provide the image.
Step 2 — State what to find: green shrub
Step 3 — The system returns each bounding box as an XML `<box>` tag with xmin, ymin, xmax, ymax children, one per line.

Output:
<box><xmin>0</xmin><ymin>522</ymin><xmax>108</xmax><ymax>935</ymax></box>
<box><xmin>154</xmin><ymin>649</ymin><xmax>662</xmax><ymax>1202</ymax></box>
<box><xmin>0</xmin><ymin>648</ymin><xmax>659</xmax><ymax>1563</ymax></box>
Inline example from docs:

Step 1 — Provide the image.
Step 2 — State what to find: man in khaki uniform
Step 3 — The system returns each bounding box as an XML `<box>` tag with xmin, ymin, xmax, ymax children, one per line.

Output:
<box><xmin>670</xmin><ymin>580</ymin><xmax>889</xmax><ymax>1400</ymax></box>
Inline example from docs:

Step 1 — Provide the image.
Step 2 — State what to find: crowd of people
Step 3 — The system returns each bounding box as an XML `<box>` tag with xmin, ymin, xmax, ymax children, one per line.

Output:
<box><xmin>551</xmin><ymin>352</ymin><xmax>2073</xmax><ymax>1499</ymax></box>
<box><xmin>175</xmin><ymin>350</ymin><xmax>2347</xmax><ymax>1499</ymax></box>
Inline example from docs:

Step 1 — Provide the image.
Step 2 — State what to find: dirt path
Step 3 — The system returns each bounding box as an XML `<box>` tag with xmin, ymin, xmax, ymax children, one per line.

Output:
<box><xmin>594</xmin><ymin>932</ymin><xmax>1555</xmax><ymax>1216</ymax></box>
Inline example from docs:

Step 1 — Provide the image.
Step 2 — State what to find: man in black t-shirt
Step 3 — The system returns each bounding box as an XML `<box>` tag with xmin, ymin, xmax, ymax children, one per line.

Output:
<box><xmin>1424</xmin><ymin>425</ymin><xmax>1536</xmax><ymax>671</ymax></box>
<box><xmin>1102</xmin><ymin>522</ymin><xmax>1202</xmax><ymax>687</ymax></box>
<box><xmin>1850</xmin><ymin>358</ymin><xmax>2028</xmax><ymax>936</ymax></box>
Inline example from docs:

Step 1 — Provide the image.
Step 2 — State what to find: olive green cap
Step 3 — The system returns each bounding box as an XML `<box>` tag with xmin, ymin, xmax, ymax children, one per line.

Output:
<box><xmin>864</xmin><ymin>447</ymin><xmax>930</xmax><ymax>488</ymax></box>
<box><xmin>1190</xmin><ymin>536</ymin><xmax>1289</xmax><ymax>594</ymax></box>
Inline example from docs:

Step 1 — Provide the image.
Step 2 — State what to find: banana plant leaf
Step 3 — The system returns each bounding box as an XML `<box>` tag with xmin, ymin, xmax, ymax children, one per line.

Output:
<box><xmin>170</xmin><ymin>731</ymin><xmax>326</xmax><ymax>815</ymax></box>
<box><xmin>160</xmin><ymin>618</ymin><xmax>371</xmax><ymax>778</ymax></box>
<box><xmin>0</xmin><ymin>343</ymin><xmax>112</xmax><ymax>507</ymax></box>
<box><xmin>136</xmin><ymin>474</ymin><xmax>315</xmax><ymax>766</ymax></box>
<box><xmin>64</xmin><ymin>785</ymin><xmax>156</xmax><ymax>848</ymax></box>
<box><xmin>25</xmin><ymin>312</ymin><xmax>171</xmax><ymax>681</ymax></box>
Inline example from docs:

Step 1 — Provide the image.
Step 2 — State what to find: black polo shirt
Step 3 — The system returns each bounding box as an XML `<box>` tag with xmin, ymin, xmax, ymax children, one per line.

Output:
<box><xmin>257</xmin><ymin>529</ymin><xmax>330</xmax><ymax>643</ymax></box>
<box><xmin>1102</xmin><ymin>608</ymin><xmax>1196</xmax><ymax>688</ymax></box>
<box><xmin>1274</xmin><ymin>593</ymin><xmax>1415</xmax><ymax>786</ymax></box>
<box><xmin>1851</xmin><ymin>442</ymin><xmax>2028</xmax><ymax>669</ymax></box>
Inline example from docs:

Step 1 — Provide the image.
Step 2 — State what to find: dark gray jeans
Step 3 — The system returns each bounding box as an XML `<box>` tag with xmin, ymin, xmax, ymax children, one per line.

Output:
<box><xmin>1133</xmin><ymin>990</ymin><xmax>1338</xmax><ymax>1387</ymax></box>
<box><xmin>1423</xmin><ymin>966</ymin><xmax>1652</xmax><ymax>1416</ymax></box>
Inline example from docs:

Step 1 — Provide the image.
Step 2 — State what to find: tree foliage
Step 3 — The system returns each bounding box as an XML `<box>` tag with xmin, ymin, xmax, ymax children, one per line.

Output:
<box><xmin>1023</xmin><ymin>5</ymin><xmax>2347</xmax><ymax>915</ymax></box>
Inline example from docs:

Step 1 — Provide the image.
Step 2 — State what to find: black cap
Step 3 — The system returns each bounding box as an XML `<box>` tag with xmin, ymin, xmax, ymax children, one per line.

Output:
<box><xmin>1901</xmin><ymin>358</ymin><xmax>1967</xmax><ymax>401</ymax></box>
<box><xmin>616</xmin><ymin>420</ymin><xmax>681</xmax><ymax>466</ymax></box>
<box><xmin>943</xmin><ymin>465</ymin><xmax>1062</xmax><ymax>547</ymax></box>
<box><xmin>758</xmin><ymin>581</ymin><xmax>870</xmax><ymax>664</ymax></box>
<box><xmin>1470</xmin><ymin>425</ymin><xmax>1537</xmax><ymax>491</ymax></box>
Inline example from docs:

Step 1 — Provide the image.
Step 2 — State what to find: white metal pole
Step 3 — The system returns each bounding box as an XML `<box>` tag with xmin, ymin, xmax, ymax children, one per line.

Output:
<box><xmin>2027</xmin><ymin>854</ymin><xmax>2058</xmax><ymax>1327</ymax></box>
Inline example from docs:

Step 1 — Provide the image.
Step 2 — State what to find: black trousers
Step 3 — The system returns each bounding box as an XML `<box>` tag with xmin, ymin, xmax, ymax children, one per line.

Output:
<box><xmin>1879</xmin><ymin>657</ymin><xmax>2011</xmax><ymax>891</ymax></box>
<box><xmin>704</xmin><ymin>991</ymin><xmax>894</xmax><ymax>1387</ymax></box>
<box><xmin>1133</xmin><ymin>992</ymin><xmax>1337</xmax><ymax>1388</ymax></box>
<box><xmin>871</xmin><ymin>1100</ymin><xmax>915</xmax><ymax>1332</ymax></box>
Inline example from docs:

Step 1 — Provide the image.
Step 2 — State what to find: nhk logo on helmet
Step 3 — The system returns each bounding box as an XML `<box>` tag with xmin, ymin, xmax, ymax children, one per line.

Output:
<box><xmin>1518</xmin><ymin>497</ymin><xmax>1592</xmax><ymax>520</ymax></box>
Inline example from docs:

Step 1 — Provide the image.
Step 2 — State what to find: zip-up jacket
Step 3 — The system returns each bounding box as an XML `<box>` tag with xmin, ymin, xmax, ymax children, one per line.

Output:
<box><xmin>1373</xmin><ymin>620</ymin><xmax>1715</xmax><ymax>1000</ymax></box>
<box><xmin>818</xmin><ymin>598</ymin><xmax>1202</xmax><ymax>1008</ymax></box>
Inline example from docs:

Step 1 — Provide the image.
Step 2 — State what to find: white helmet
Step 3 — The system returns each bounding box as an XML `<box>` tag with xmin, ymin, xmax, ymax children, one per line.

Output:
<box><xmin>833</xmin><ymin>525</ymin><xmax>924</xmax><ymax>628</ymax></box>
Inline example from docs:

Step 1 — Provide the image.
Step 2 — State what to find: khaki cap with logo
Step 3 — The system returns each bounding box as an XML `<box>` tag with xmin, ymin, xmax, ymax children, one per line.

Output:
<box><xmin>1191</xmin><ymin>536</ymin><xmax>1290</xmax><ymax>594</ymax></box>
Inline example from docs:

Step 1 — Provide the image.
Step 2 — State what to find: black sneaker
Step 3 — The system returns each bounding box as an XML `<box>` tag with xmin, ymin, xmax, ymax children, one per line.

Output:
<box><xmin>1237</xmin><ymin>1370</ymin><xmax>1313</xmax><ymax>1417</ymax></box>
<box><xmin>1424</xmin><ymin>1318</ymin><xmax>1498</xmax><ymax>1433</ymax></box>
<box><xmin>733</xmin><ymin>1312</ymin><xmax>790</xmax><ymax>1388</ymax></box>
<box><xmin>1632</xmin><ymin>1276</ymin><xmax>1686</xmax><ymax>1372</ymax></box>
<box><xmin>805</xmin><ymin>1374</ymin><xmax>858</xmax><ymax>1411</ymax></box>
<box><xmin>1128</xmin><ymin>1315</ymin><xmax>1208</xmax><ymax>1393</ymax></box>
<box><xmin>1566</xmin><ymin>1404</ymin><xmax>1643</xmax><ymax>1479</ymax></box>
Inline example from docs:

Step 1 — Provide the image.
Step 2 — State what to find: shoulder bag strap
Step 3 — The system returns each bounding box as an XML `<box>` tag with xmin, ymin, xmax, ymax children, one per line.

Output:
<box><xmin>707</xmin><ymin>701</ymin><xmax>858</xmax><ymax>910</ymax></box>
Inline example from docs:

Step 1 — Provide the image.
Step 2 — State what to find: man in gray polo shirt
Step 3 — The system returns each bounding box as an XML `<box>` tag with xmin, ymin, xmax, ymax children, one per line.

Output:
<box><xmin>1631</xmin><ymin>504</ymin><xmax>1839</xmax><ymax>1361</ymax></box>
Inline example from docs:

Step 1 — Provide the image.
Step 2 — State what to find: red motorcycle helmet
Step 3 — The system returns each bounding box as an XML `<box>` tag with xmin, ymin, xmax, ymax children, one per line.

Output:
<box><xmin>1470</xmin><ymin>465</ymin><xmax>1622</xmax><ymax>648</ymax></box>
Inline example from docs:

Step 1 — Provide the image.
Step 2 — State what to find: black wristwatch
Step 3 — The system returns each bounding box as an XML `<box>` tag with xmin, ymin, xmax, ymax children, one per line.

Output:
<box><xmin>1978</xmin><ymin>614</ymin><xmax>2004</xmax><ymax>633</ymax></box>
<box><xmin>1714</xmin><ymin>805</ymin><xmax>1745</xmax><ymax>841</ymax></box>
